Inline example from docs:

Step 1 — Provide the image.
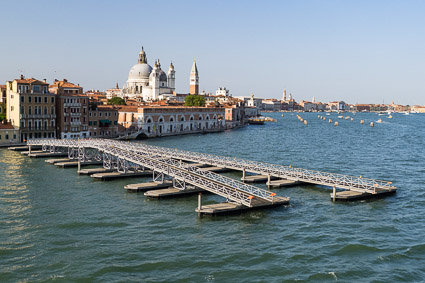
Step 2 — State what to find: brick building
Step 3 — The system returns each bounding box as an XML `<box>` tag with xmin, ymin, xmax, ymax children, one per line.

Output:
<box><xmin>50</xmin><ymin>79</ymin><xmax>89</xmax><ymax>139</ymax></box>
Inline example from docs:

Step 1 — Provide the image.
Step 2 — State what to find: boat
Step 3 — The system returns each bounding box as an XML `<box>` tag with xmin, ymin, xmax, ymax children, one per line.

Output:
<box><xmin>377</xmin><ymin>119</ymin><xmax>383</xmax><ymax>123</ymax></box>
<box><xmin>248</xmin><ymin>118</ymin><xmax>265</xmax><ymax>125</ymax></box>
<box><xmin>281</xmin><ymin>114</ymin><xmax>284</xmax><ymax>117</ymax></box>
<box><xmin>388</xmin><ymin>115</ymin><xmax>393</xmax><ymax>119</ymax></box>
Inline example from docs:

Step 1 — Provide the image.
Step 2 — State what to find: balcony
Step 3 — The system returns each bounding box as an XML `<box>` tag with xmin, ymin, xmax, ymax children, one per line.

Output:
<box><xmin>71</xmin><ymin>122</ymin><xmax>81</xmax><ymax>126</ymax></box>
<box><xmin>25</xmin><ymin>114</ymin><xmax>56</xmax><ymax>119</ymax></box>
<box><xmin>64</xmin><ymin>103</ymin><xmax>81</xmax><ymax>107</ymax></box>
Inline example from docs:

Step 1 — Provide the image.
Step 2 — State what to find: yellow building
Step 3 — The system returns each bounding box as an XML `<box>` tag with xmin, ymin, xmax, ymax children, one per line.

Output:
<box><xmin>6</xmin><ymin>76</ymin><xmax>56</xmax><ymax>142</ymax></box>
<box><xmin>0</xmin><ymin>122</ymin><xmax>19</xmax><ymax>145</ymax></box>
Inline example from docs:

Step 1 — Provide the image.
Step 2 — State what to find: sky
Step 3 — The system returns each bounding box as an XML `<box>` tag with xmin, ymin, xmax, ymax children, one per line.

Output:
<box><xmin>0</xmin><ymin>0</ymin><xmax>424</xmax><ymax>105</ymax></box>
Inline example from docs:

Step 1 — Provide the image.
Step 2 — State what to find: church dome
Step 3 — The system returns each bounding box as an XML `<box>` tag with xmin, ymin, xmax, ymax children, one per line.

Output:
<box><xmin>128</xmin><ymin>63</ymin><xmax>153</xmax><ymax>80</ymax></box>
<box><xmin>159</xmin><ymin>70</ymin><xmax>167</xmax><ymax>82</ymax></box>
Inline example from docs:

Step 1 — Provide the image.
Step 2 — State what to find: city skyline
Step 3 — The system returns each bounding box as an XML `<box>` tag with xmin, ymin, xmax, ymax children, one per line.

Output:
<box><xmin>1</xmin><ymin>0</ymin><xmax>424</xmax><ymax>105</ymax></box>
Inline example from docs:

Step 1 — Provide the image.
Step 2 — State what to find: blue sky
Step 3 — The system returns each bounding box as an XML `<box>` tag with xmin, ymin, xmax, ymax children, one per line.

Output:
<box><xmin>1</xmin><ymin>0</ymin><xmax>424</xmax><ymax>104</ymax></box>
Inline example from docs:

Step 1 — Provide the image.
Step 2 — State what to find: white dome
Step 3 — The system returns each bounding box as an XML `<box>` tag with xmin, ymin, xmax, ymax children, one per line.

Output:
<box><xmin>128</xmin><ymin>63</ymin><xmax>153</xmax><ymax>80</ymax></box>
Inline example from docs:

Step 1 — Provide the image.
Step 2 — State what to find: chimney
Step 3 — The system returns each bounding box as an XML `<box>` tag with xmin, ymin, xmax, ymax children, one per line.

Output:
<box><xmin>43</xmin><ymin>79</ymin><xmax>47</xmax><ymax>83</ymax></box>
<box><xmin>63</xmin><ymin>78</ymin><xmax>67</xmax><ymax>82</ymax></box>
<box><xmin>20</xmin><ymin>74</ymin><xmax>24</xmax><ymax>79</ymax></box>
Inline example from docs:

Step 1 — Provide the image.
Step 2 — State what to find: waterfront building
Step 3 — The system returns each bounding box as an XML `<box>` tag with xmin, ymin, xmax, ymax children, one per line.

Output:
<box><xmin>315</xmin><ymin>102</ymin><xmax>328</xmax><ymax>112</ymax></box>
<box><xmin>261</xmin><ymin>99</ymin><xmax>281</xmax><ymax>111</ymax></box>
<box><xmin>224</xmin><ymin>103</ymin><xmax>245</xmax><ymax>127</ymax></box>
<box><xmin>244</xmin><ymin>106</ymin><xmax>259</xmax><ymax>118</ymax></box>
<box><xmin>299</xmin><ymin>100</ymin><xmax>317</xmax><ymax>112</ymax></box>
<box><xmin>411</xmin><ymin>105</ymin><xmax>425</xmax><ymax>113</ymax></box>
<box><xmin>49</xmin><ymin>79</ymin><xmax>89</xmax><ymax>139</ymax></box>
<box><xmin>88</xmin><ymin>105</ymin><xmax>119</xmax><ymax>137</ymax></box>
<box><xmin>235</xmin><ymin>94</ymin><xmax>262</xmax><ymax>109</ymax></box>
<box><xmin>355</xmin><ymin>104</ymin><xmax>371</xmax><ymax>112</ymax></box>
<box><xmin>117</xmin><ymin>106</ymin><xmax>224</xmax><ymax>138</ymax></box>
<box><xmin>6</xmin><ymin>76</ymin><xmax>56</xmax><ymax>141</ymax></box>
<box><xmin>328</xmin><ymin>101</ymin><xmax>346</xmax><ymax>111</ymax></box>
<box><xmin>0</xmin><ymin>122</ymin><xmax>19</xmax><ymax>145</ymax></box>
<box><xmin>189</xmin><ymin>60</ymin><xmax>199</xmax><ymax>95</ymax></box>
<box><xmin>122</xmin><ymin>47</ymin><xmax>175</xmax><ymax>101</ymax></box>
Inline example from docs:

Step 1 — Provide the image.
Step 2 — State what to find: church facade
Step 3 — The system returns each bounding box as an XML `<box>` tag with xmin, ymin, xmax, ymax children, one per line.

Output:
<box><xmin>121</xmin><ymin>47</ymin><xmax>176</xmax><ymax>101</ymax></box>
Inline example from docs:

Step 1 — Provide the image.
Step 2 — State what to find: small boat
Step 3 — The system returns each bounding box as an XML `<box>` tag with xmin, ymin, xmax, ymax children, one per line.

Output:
<box><xmin>281</xmin><ymin>114</ymin><xmax>284</xmax><ymax>117</ymax></box>
<box><xmin>377</xmin><ymin>119</ymin><xmax>383</xmax><ymax>123</ymax></box>
<box><xmin>388</xmin><ymin>115</ymin><xmax>393</xmax><ymax>119</ymax></box>
<box><xmin>248</xmin><ymin>118</ymin><xmax>265</xmax><ymax>125</ymax></box>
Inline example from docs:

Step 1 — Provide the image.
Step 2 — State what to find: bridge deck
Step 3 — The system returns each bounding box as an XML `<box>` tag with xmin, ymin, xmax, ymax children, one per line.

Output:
<box><xmin>27</xmin><ymin>139</ymin><xmax>284</xmax><ymax>208</ymax></box>
<box><xmin>27</xmin><ymin>138</ymin><xmax>396</xmax><ymax>202</ymax></box>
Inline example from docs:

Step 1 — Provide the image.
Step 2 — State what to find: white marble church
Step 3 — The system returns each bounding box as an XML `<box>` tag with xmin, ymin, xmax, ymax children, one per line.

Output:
<box><xmin>121</xmin><ymin>47</ymin><xmax>176</xmax><ymax>101</ymax></box>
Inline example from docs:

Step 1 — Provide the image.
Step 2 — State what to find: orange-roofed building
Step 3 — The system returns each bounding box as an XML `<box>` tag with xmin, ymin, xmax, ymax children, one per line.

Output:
<box><xmin>0</xmin><ymin>122</ymin><xmax>19</xmax><ymax>145</ymax></box>
<box><xmin>50</xmin><ymin>79</ymin><xmax>89</xmax><ymax>139</ymax></box>
<box><xmin>6</xmin><ymin>75</ymin><xmax>56</xmax><ymax>142</ymax></box>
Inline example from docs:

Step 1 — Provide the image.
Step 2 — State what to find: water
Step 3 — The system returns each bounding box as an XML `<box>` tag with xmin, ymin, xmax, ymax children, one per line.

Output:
<box><xmin>1</xmin><ymin>112</ymin><xmax>424</xmax><ymax>282</ymax></box>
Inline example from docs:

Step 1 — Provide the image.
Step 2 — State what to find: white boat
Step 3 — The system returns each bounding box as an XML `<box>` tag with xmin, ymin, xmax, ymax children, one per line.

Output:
<box><xmin>377</xmin><ymin>119</ymin><xmax>383</xmax><ymax>123</ymax></box>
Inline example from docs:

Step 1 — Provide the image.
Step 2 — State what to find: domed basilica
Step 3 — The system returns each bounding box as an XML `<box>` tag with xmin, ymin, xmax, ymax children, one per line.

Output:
<box><xmin>122</xmin><ymin>47</ymin><xmax>176</xmax><ymax>101</ymax></box>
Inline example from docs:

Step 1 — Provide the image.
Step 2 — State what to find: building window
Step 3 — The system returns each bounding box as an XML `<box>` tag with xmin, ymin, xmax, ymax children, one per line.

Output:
<box><xmin>11</xmin><ymin>106</ymin><xmax>14</xmax><ymax>111</ymax></box>
<box><xmin>33</xmin><ymin>85</ymin><xmax>40</xmax><ymax>93</ymax></box>
<box><xmin>51</xmin><ymin>97</ymin><xmax>54</xmax><ymax>103</ymax></box>
<box><xmin>51</xmin><ymin>107</ymin><xmax>55</xmax><ymax>115</ymax></box>
<box><xmin>21</xmin><ymin>96</ymin><xmax>24</xmax><ymax>103</ymax></box>
<box><xmin>44</xmin><ymin>106</ymin><xmax>47</xmax><ymax>115</ymax></box>
<box><xmin>28</xmin><ymin>106</ymin><xmax>32</xmax><ymax>115</ymax></box>
<box><xmin>44</xmin><ymin>96</ymin><xmax>47</xmax><ymax>103</ymax></box>
<box><xmin>21</xmin><ymin>106</ymin><xmax>24</xmax><ymax>114</ymax></box>
<box><xmin>28</xmin><ymin>96</ymin><xmax>32</xmax><ymax>103</ymax></box>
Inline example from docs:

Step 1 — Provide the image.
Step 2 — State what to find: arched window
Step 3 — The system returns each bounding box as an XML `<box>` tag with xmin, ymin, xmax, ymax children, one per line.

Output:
<box><xmin>180</xmin><ymin>116</ymin><xmax>184</xmax><ymax>121</ymax></box>
<box><xmin>190</xmin><ymin>116</ymin><xmax>194</xmax><ymax>121</ymax></box>
<box><xmin>206</xmin><ymin>115</ymin><xmax>209</xmax><ymax>120</ymax></box>
<box><xmin>159</xmin><ymin>118</ymin><xmax>163</xmax><ymax>123</ymax></box>
<box><xmin>146</xmin><ymin>118</ymin><xmax>152</xmax><ymax>123</ymax></box>
<box><xmin>170</xmin><ymin>117</ymin><xmax>174</xmax><ymax>122</ymax></box>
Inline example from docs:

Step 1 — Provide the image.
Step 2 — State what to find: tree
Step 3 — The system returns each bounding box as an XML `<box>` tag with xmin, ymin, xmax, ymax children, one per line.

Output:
<box><xmin>107</xmin><ymin>97</ymin><xmax>126</xmax><ymax>105</ymax></box>
<box><xmin>185</xmin><ymin>95</ymin><xmax>206</xmax><ymax>107</ymax></box>
<box><xmin>0</xmin><ymin>113</ymin><xmax>6</xmax><ymax>121</ymax></box>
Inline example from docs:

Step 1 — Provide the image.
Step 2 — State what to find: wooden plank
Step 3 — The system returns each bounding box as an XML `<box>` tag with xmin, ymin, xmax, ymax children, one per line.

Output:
<box><xmin>196</xmin><ymin>196</ymin><xmax>290</xmax><ymax>215</ymax></box>
<box><xmin>144</xmin><ymin>187</ymin><xmax>204</xmax><ymax>198</ymax></box>
<box><xmin>124</xmin><ymin>181</ymin><xmax>173</xmax><ymax>192</ymax></box>
<box><xmin>55</xmin><ymin>161</ymin><xmax>103</xmax><ymax>168</ymax></box>
<box><xmin>45</xmin><ymin>158</ymin><xmax>71</xmax><ymax>164</ymax></box>
<box><xmin>91</xmin><ymin>170</ymin><xmax>152</xmax><ymax>180</ymax></box>
<box><xmin>78</xmin><ymin>168</ymin><xmax>114</xmax><ymax>175</ymax></box>
<box><xmin>331</xmin><ymin>189</ymin><xmax>396</xmax><ymax>201</ymax></box>
<box><xmin>267</xmin><ymin>179</ymin><xmax>302</xmax><ymax>188</ymax></box>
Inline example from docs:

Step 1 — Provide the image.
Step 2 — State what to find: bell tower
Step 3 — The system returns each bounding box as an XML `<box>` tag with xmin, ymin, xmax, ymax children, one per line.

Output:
<box><xmin>189</xmin><ymin>60</ymin><xmax>199</xmax><ymax>95</ymax></box>
<box><xmin>168</xmin><ymin>61</ymin><xmax>176</xmax><ymax>91</ymax></box>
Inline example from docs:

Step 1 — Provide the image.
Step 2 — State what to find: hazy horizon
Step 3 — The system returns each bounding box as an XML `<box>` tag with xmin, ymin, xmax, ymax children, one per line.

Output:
<box><xmin>1</xmin><ymin>0</ymin><xmax>424</xmax><ymax>105</ymax></box>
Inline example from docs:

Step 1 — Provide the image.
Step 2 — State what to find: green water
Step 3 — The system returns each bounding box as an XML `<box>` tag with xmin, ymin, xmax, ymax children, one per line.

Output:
<box><xmin>1</xmin><ymin>112</ymin><xmax>424</xmax><ymax>282</ymax></box>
